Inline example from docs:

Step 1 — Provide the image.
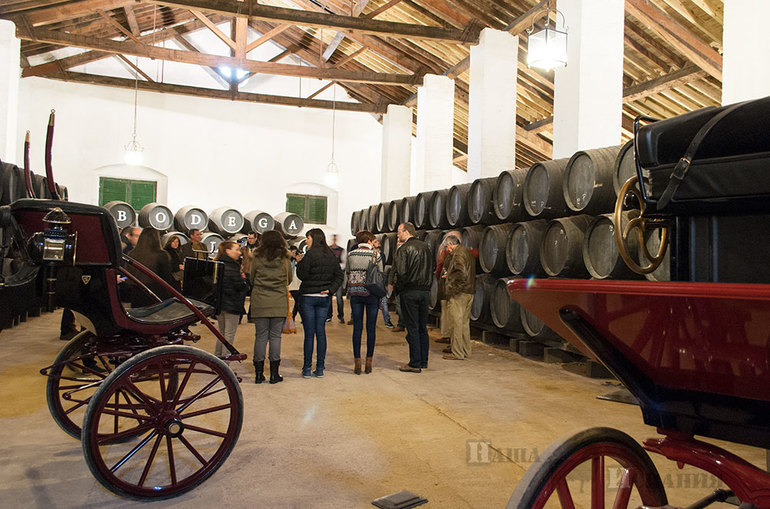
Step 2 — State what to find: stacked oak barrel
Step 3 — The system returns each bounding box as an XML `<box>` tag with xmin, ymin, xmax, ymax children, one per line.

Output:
<box><xmin>351</xmin><ymin>140</ymin><xmax>664</xmax><ymax>370</ymax></box>
<box><xmin>102</xmin><ymin>202</ymin><xmax>305</xmax><ymax>256</ymax></box>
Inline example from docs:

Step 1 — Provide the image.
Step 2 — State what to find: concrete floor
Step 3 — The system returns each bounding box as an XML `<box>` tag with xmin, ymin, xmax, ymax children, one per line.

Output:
<box><xmin>0</xmin><ymin>307</ymin><xmax>764</xmax><ymax>508</ymax></box>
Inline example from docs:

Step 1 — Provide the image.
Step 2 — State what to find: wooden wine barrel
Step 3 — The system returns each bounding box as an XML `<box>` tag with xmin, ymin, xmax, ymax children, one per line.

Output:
<box><xmin>468</xmin><ymin>177</ymin><xmax>498</xmax><ymax>225</ymax></box>
<box><xmin>563</xmin><ymin>145</ymin><xmax>621</xmax><ymax>215</ymax></box>
<box><xmin>429</xmin><ymin>274</ymin><xmax>440</xmax><ymax>312</ymax></box>
<box><xmin>490</xmin><ymin>277</ymin><xmax>524</xmax><ymax>332</ymax></box>
<box><xmin>375</xmin><ymin>201</ymin><xmax>389</xmax><ymax>233</ymax></box>
<box><xmin>540</xmin><ymin>215</ymin><xmax>593</xmax><ymax>278</ymax></box>
<box><xmin>613</xmin><ymin>139</ymin><xmax>637</xmax><ymax>194</ymax></box>
<box><xmin>470</xmin><ymin>274</ymin><xmax>495</xmax><ymax>323</ymax></box>
<box><xmin>209</xmin><ymin>207</ymin><xmax>245</xmax><ymax>235</ymax></box>
<box><xmin>644</xmin><ymin>228</ymin><xmax>671</xmax><ymax>282</ymax></box>
<box><xmin>479</xmin><ymin>224</ymin><xmax>513</xmax><ymax>276</ymax></box>
<box><xmin>200</xmin><ymin>232</ymin><xmax>224</xmax><ymax>256</ymax></box>
<box><xmin>493</xmin><ymin>168</ymin><xmax>527</xmax><ymax>222</ymax></box>
<box><xmin>428</xmin><ymin>189</ymin><xmax>451</xmax><ymax>229</ymax></box>
<box><xmin>366</xmin><ymin>205</ymin><xmax>378</xmax><ymax>234</ymax></box>
<box><xmin>460</xmin><ymin>225</ymin><xmax>485</xmax><ymax>251</ymax></box>
<box><xmin>3</xmin><ymin>164</ymin><xmax>30</xmax><ymax>204</ymax></box>
<box><xmin>413</xmin><ymin>230</ymin><xmax>428</xmax><ymax>241</ymax></box>
<box><xmin>346</xmin><ymin>237</ymin><xmax>357</xmax><ymax>255</ymax></box>
<box><xmin>506</xmin><ymin>220</ymin><xmax>547</xmax><ymax>277</ymax></box>
<box><xmin>423</xmin><ymin>229</ymin><xmax>444</xmax><ymax>268</ymax></box>
<box><xmin>243</xmin><ymin>210</ymin><xmax>275</xmax><ymax>234</ymax></box>
<box><xmin>524</xmin><ymin>158</ymin><xmax>571</xmax><ymax>218</ymax></box>
<box><xmin>138</xmin><ymin>202</ymin><xmax>173</xmax><ymax>231</ymax></box>
<box><xmin>33</xmin><ymin>174</ymin><xmax>50</xmax><ymax>199</ymax></box>
<box><xmin>161</xmin><ymin>231</ymin><xmax>189</xmax><ymax>247</ymax></box>
<box><xmin>520</xmin><ymin>305</ymin><xmax>561</xmax><ymax>343</ymax></box>
<box><xmin>104</xmin><ymin>201</ymin><xmax>137</xmax><ymax>229</ymax></box>
<box><xmin>446</xmin><ymin>183</ymin><xmax>472</xmax><ymax>228</ymax></box>
<box><xmin>174</xmin><ymin>206</ymin><xmax>209</xmax><ymax>233</ymax></box>
<box><xmin>386</xmin><ymin>199</ymin><xmax>400</xmax><ymax>232</ymax></box>
<box><xmin>381</xmin><ymin>232</ymin><xmax>397</xmax><ymax>265</ymax></box>
<box><xmin>400</xmin><ymin>196</ymin><xmax>416</xmax><ymax>226</ymax></box>
<box><xmin>229</xmin><ymin>233</ymin><xmax>247</xmax><ymax>244</ymax></box>
<box><xmin>414</xmin><ymin>192</ymin><xmax>432</xmax><ymax>230</ymax></box>
<box><xmin>350</xmin><ymin>209</ymin><xmax>361</xmax><ymax>236</ymax></box>
<box><xmin>359</xmin><ymin>208</ymin><xmax>369</xmax><ymax>232</ymax></box>
<box><xmin>582</xmin><ymin>212</ymin><xmax>642</xmax><ymax>280</ymax></box>
<box><xmin>59</xmin><ymin>185</ymin><xmax>69</xmax><ymax>201</ymax></box>
<box><xmin>274</xmin><ymin>211</ymin><xmax>304</xmax><ymax>238</ymax></box>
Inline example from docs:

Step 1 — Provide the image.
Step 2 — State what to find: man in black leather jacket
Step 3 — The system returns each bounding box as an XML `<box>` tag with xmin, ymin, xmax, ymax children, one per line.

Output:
<box><xmin>391</xmin><ymin>222</ymin><xmax>433</xmax><ymax>372</ymax></box>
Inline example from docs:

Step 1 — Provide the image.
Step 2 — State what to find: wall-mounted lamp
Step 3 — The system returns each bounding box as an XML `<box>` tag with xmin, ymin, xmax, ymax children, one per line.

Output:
<box><xmin>526</xmin><ymin>0</ymin><xmax>568</xmax><ymax>71</ymax></box>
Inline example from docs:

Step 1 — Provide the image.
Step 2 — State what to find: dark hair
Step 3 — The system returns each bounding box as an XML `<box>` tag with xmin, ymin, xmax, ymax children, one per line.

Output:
<box><xmin>355</xmin><ymin>230</ymin><xmax>375</xmax><ymax>244</ymax></box>
<box><xmin>248</xmin><ymin>231</ymin><xmax>257</xmax><ymax>237</ymax></box>
<box><xmin>306</xmin><ymin>228</ymin><xmax>333</xmax><ymax>255</ymax></box>
<box><xmin>164</xmin><ymin>235</ymin><xmax>181</xmax><ymax>250</ymax></box>
<box><xmin>214</xmin><ymin>241</ymin><xmax>238</xmax><ymax>261</ymax></box>
<box><xmin>254</xmin><ymin>230</ymin><xmax>289</xmax><ymax>261</ymax></box>
<box><xmin>400</xmin><ymin>222</ymin><xmax>416</xmax><ymax>236</ymax></box>
<box><xmin>289</xmin><ymin>245</ymin><xmax>298</xmax><ymax>252</ymax></box>
<box><xmin>188</xmin><ymin>228</ymin><xmax>201</xmax><ymax>237</ymax></box>
<box><xmin>129</xmin><ymin>228</ymin><xmax>163</xmax><ymax>261</ymax></box>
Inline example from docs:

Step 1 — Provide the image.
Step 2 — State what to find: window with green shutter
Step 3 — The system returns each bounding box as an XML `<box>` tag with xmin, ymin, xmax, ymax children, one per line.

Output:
<box><xmin>286</xmin><ymin>193</ymin><xmax>327</xmax><ymax>224</ymax></box>
<box><xmin>99</xmin><ymin>177</ymin><xmax>157</xmax><ymax>210</ymax></box>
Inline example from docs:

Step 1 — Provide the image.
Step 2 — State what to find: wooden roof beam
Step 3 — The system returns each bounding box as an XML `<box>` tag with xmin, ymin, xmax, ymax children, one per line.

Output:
<box><xmin>190</xmin><ymin>9</ymin><xmax>236</xmax><ymax>50</ymax></box>
<box><xmin>16</xmin><ymin>26</ymin><xmax>420</xmax><ymax>85</ymax></box>
<box><xmin>322</xmin><ymin>0</ymin><xmax>370</xmax><ymax>62</ymax></box>
<box><xmin>623</xmin><ymin>64</ymin><xmax>707</xmax><ymax>103</ymax></box>
<box><xmin>245</xmin><ymin>23</ymin><xmax>292</xmax><ymax>53</ymax></box>
<box><xmin>6</xmin><ymin>0</ymin><xmax>136</xmax><ymax>27</ymax></box>
<box><xmin>146</xmin><ymin>0</ymin><xmax>482</xmax><ymax>43</ymax></box>
<box><xmin>124</xmin><ymin>5</ymin><xmax>141</xmax><ymax>36</ymax></box>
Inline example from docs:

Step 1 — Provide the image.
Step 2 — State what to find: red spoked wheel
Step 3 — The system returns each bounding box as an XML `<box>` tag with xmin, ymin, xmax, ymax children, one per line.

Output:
<box><xmin>46</xmin><ymin>331</ymin><xmax>113</xmax><ymax>439</ymax></box>
<box><xmin>81</xmin><ymin>345</ymin><xmax>242</xmax><ymax>499</ymax></box>
<box><xmin>507</xmin><ymin>428</ymin><xmax>667</xmax><ymax>509</ymax></box>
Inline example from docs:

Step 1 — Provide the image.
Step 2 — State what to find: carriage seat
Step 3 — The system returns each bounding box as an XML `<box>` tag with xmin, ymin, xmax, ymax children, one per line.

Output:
<box><xmin>125</xmin><ymin>297</ymin><xmax>213</xmax><ymax>325</ymax></box>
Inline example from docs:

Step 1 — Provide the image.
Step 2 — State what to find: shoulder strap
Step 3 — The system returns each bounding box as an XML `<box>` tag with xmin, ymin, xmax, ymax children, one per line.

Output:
<box><xmin>658</xmin><ymin>101</ymin><xmax>748</xmax><ymax>209</ymax></box>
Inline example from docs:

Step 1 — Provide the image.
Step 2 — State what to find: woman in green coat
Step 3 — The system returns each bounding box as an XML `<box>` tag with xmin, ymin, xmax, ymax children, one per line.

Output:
<box><xmin>249</xmin><ymin>230</ymin><xmax>292</xmax><ymax>384</ymax></box>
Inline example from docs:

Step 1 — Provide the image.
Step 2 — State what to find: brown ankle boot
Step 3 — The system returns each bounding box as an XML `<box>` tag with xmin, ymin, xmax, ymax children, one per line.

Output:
<box><xmin>354</xmin><ymin>358</ymin><xmax>362</xmax><ymax>375</ymax></box>
<box><xmin>364</xmin><ymin>357</ymin><xmax>372</xmax><ymax>374</ymax></box>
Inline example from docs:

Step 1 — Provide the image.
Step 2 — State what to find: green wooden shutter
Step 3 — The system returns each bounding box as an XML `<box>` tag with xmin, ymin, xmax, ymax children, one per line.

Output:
<box><xmin>99</xmin><ymin>178</ymin><xmax>128</xmax><ymax>206</ymax></box>
<box><xmin>129</xmin><ymin>181</ymin><xmax>156</xmax><ymax>210</ymax></box>
<box><xmin>98</xmin><ymin>177</ymin><xmax>156</xmax><ymax>209</ymax></box>
<box><xmin>307</xmin><ymin>196</ymin><xmax>327</xmax><ymax>223</ymax></box>
<box><xmin>286</xmin><ymin>194</ymin><xmax>305</xmax><ymax>216</ymax></box>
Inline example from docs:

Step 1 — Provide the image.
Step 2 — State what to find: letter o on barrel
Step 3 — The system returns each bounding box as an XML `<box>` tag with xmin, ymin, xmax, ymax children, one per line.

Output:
<box><xmin>174</xmin><ymin>205</ymin><xmax>209</xmax><ymax>232</ymax></box>
<box><xmin>104</xmin><ymin>201</ymin><xmax>137</xmax><ymax>229</ymax></box>
<box><xmin>139</xmin><ymin>202</ymin><xmax>173</xmax><ymax>231</ymax></box>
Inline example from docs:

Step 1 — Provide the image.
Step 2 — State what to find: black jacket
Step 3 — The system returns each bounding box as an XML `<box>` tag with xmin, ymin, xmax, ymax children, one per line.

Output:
<box><xmin>392</xmin><ymin>237</ymin><xmax>433</xmax><ymax>293</ymax></box>
<box><xmin>220</xmin><ymin>256</ymin><xmax>249</xmax><ymax>315</ymax></box>
<box><xmin>128</xmin><ymin>250</ymin><xmax>177</xmax><ymax>307</ymax></box>
<box><xmin>296</xmin><ymin>247</ymin><xmax>344</xmax><ymax>295</ymax></box>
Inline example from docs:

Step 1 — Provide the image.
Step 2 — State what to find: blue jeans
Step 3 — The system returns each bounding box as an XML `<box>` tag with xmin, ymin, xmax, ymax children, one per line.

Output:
<box><xmin>350</xmin><ymin>294</ymin><xmax>380</xmax><ymax>358</ymax></box>
<box><xmin>300</xmin><ymin>295</ymin><xmax>330</xmax><ymax>372</ymax></box>
<box><xmin>400</xmin><ymin>289</ymin><xmax>430</xmax><ymax>368</ymax></box>
<box><xmin>379</xmin><ymin>296</ymin><xmax>391</xmax><ymax>323</ymax></box>
<box><xmin>327</xmin><ymin>285</ymin><xmax>345</xmax><ymax>320</ymax></box>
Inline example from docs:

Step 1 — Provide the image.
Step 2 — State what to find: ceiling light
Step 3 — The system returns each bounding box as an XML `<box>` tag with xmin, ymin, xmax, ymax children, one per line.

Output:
<box><xmin>527</xmin><ymin>1</ymin><xmax>568</xmax><ymax>71</ymax></box>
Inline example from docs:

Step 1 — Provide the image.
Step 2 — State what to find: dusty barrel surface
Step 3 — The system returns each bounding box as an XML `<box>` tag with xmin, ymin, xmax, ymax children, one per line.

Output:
<box><xmin>381</xmin><ymin>232</ymin><xmax>397</xmax><ymax>265</ymax></box>
<box><xmin>33</xmin><ymin>174</ymin><xmax>50</xmax><ymax>199</ymax></box>
<box><xmin>524</xmin><ymin>158</ymin><xmax>571</xmax><ymax>218</ymax></box>
<box><xmin>414</xmin><ymin>192</ymin><xmax>432</xmax><ymax>230</ymax></box>
<box><xmin>139</xmin><ymin>202</ymin><xmax>173</xmax><ymax>231</ymax></box>
<box><xmin>386</xmin><ymin>200</ymin><xmax>400</xmax><ymax>232</ymax></box>
<box><xmin>428</xmin><ymin>189</ymin><xmax>451</xmax><ymax>230</ymax></box>
<box><xmin>273</xmin><ymin>212</ymin><xmax>304</xmax><ymax>238</ymax></box>
<box><xmin>104</xmin><ymin>200</ymin><xmax>137</xmax><ymax>229</ymax></box>
<box><xmin>540</xmin><ymin>215</ymin><xmax>594</xmax><ymax>278</ymax></box>
<box><xmin>244</xmin><ymin>210</ymin><xmax>275</xmax><ymax>234</ymax></box>
<box><xmin>399</xmin><ymin>196</ymin><xmax>416</xmax><ymax>226</ymax></box>
<box><xmin>493</xmin><ymin>168</ymin><xmax>527</xmax><ymax>222</ymax></box>
<box><xmin>468</xmin><ymin>177</ymin><xmax>498</xmax><ymax>225</ymax></box>
<box><xmin>446</xmin><ymin>183</ymin><xmax>472</xmax><ymax>228</ymax></box>
<box><xmin>366</xmin><ymin>205</ymin><xmax>378</xmax><ymax>234</ymax></box>
<box><xmin>350</xmin><ymin>210</ymin><xmax>361</xmax><ymax>236</ymax></box>
<box><xmin>520</xmin><ymin>305</ymin><xmax>561</xmax><ymax>343</ymax></box>
<box><xmin>375</xmin><ymin>202</ymin><xmax>390</xmax><ymax>233</ymax></box>
<box><xmin>470</xmin><ymin>274</ymin><xmax>495</xmax><ymax>323</ymax></box>
<box><xmin>429</xmin><ymin>274</ymin><xmax>440</xmax><ymax>311</ymax></box>
<box><xmin>490</xmin><ymin>277</ymin><xmax>523</xmax><ymax>332</ymax></box>
<box><xmin>174</xmin><ymin>205</ymin><xmax>209</xmax><ymax>233</ymax></box>
<box><xmin>506</xmin><ymin>220</ymin><xmax>547</xmax><ymax>277</ymax></box>
<box><xmin>423</xmin><ymin>229</ymin><xmax>444</xmax><ymax>268</ymax></box>
<box><xmin>613</xmin><ymin>139</ymin><xmax>637</xmax><ymax>194</ymax></box>
<box><xmin>479</xmin><ymin>224</ymin><xmax>513</xmax><ymax>276</ymax></box>
<box><xmin>582</xmin><ymin>212</ymin><xmax>643</xmax><ymax>280</ymax></box>
<box><xmin>564</xmin><ymin>145</ymin><xmax>621</xmax><ymax>215</ymax></box>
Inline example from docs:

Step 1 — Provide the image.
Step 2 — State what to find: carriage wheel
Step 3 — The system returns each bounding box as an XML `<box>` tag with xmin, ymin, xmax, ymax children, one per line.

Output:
<box><xmin>507</xmin><ymin>427</ymin><xmax>667</xmax><ymax>509</ymax></box>
<box><xmin>46</xmin><ymin>331</ymin><xmax>113</xmax><ymax>439</ymax></box>
<box><xmin>81</xmin><ymin>345</ymin><xmax>242</xmax><ymax>499</ymax></box>
<box><xmin>613</xmin><ymin>176</ymin><xmax>669</xmax><ymax>275</ymax></box>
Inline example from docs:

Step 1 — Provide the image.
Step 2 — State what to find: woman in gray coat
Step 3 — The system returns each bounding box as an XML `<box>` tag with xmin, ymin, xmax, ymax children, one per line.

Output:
<box><xmin>249</xmin><ymin>230</ymin><xmax>292</xmax><ymax>384</ymax></box>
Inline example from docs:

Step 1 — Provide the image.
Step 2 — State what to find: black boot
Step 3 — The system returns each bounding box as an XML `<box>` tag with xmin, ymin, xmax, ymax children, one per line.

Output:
<box><xmin>255</xmin><ymin>361</ymin><xmax>265</xmax><ymax>384</ymax></box>
<box><xmin>269</xmin><ymin>360</ymin><xmax>283</xmax><ymax>384</ymax></box>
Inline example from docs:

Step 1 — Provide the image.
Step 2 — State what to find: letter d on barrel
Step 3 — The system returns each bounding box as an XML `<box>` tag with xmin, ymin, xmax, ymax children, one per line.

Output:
<box><xmin>174</xmin><ymin>205</ymin><xmax>209</xmax><ymax>232</ymax></box>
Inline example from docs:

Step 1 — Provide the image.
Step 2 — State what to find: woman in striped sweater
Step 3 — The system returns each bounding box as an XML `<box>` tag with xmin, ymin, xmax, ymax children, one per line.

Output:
<box><xmin>345</xmin><ymin>230</ymin><xmax>384</xmax><ymax>374</ymax></box>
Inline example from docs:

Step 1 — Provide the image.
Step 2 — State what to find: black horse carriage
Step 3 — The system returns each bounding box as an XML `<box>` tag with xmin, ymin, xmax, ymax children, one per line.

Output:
<box><xmin>506</xmin><ymin>96</ymin><xmax>770</xmax><ymax>508</ymax></box>
<box><xmin>0</xmin><ymin>118</ymin><xmax>247</xmax><ymax>499</ymax></box>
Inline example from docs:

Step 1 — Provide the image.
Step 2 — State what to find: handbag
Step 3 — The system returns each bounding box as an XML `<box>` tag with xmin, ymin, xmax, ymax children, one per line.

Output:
<box><xmin>282</xmin><ymin>259</ymin><xmax>297</xmax><ymax>334</ymax></box>
<box><xmin>364</xmin><ymin>253</ymin><xmax>387</xmax><ymax>298</ymax></box>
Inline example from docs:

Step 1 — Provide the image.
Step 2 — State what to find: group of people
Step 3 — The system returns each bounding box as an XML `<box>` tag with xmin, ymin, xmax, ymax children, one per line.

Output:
<box><xmin>114</xmin><ymin>220</ymin><xmax>476</xmax><ymax>383</ymax></box>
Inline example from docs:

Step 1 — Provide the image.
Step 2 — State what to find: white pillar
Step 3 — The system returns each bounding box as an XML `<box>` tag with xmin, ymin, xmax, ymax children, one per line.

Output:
<box><xmin>381</xmin><ymin>104</ymin><xmax>412</xmax><ymax>201</ymax></box>
<box><xmin>0</xmin><ymin>20</ymin><xmax>20</xmax><ymax>163</ymax></box>
<box><xmin>552</xmin><ymin>0</ymin><xmax>624</xmax><ymax>159</ymax></box>
<box><xmin>722</xmin><ymin>0</ymin><xmax>770</xmax><ymax>104</ymax></box>
<box><xmin>415</xmin><ymin>74</ymin><xmax>454</xmax><ymax>192</ymax></box>
<box><xmin>467</xmin><ymin>28</ymin><xmax>518</xmax><ymax>181</ymax></box>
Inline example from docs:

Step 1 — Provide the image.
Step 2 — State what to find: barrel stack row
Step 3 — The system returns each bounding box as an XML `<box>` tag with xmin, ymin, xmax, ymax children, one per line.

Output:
<box><xmin>352</xmin><ymin>141</ymin><xmax>655</xmax><ymax>368</ymax></box>
<box><xmin>103</xmin><ymin>201</ymin><xmax>305</xmax><ymax>255</ymax></box>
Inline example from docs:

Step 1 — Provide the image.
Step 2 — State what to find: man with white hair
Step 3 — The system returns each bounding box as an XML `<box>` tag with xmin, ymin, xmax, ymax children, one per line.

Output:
<box><xmin>441</xmin><ymin>234</ymin><xmax>475</xmax><ymax>360</ymax></box>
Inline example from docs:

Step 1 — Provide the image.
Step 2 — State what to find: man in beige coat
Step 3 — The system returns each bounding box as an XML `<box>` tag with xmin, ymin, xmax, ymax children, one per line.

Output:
<box><xmin>441</xmin><ymin>235</ymin><xmax>476</xmax><ymax>360</ymax></box>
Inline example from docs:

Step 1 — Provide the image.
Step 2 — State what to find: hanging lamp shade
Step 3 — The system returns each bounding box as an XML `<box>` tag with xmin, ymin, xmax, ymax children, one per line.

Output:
<box><xmin>527</xmin><ymin>25</ymin><xmax>568</xmax><ymax>70</ymax></box>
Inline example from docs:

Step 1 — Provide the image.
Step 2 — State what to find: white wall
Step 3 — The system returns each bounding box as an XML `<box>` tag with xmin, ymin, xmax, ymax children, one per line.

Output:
<box><xmin>16</xmin><ymin>76</ymin><xmax>383</xmax><ymax>242</ymax></box>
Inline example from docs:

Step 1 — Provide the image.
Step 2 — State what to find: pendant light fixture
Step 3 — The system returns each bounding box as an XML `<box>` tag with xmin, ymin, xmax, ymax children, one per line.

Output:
<box><xmin>124</xmin><ymin>58</ymin><xmax>144</xmax><ymax>166</ymax></box>
<box><xmin>326</xmin><ymin>83</ymin><xmax>340</xmax><ymax>188</ymax></box>
<box><xmin>526</xmin><ymin>0</ymin><xmax>568</xmax><ymax>71</ymax></box>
